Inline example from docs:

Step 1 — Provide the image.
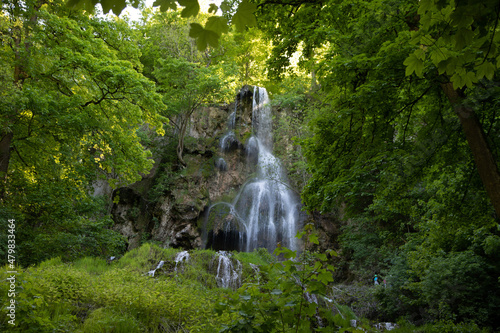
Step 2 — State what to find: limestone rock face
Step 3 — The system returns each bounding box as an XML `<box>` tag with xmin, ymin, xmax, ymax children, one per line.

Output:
<box><xmin>110</xmin><ymin>86</ymin><xmax>339</xmax><ymax>253</ymax></box>
<box><xmin>111</xmin><ymin>86</ymin><xmax>257</xmax><ymax>250</ymax></box>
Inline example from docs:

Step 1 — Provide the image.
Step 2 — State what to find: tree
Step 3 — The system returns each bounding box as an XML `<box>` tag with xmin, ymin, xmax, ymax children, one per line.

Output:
<box><xmin>153</xmin><ymin>57</ymin><xmax>223</xmax><ymax>166</ymax></box>
<box><xmin>254</xmin><ymin>0</ymin><xmax>500</xmax><ymax>218</ymax></box>
<box><xmin>404</xmin><ymin>0</ymin><xmax>500</xmax><ymax>218</ymax></box>
<box><xmin>0</xmin><ymin>0</ymin><xmax>166</xmax><ymax>265</ymax></box>
<box><xmin>253</xmin><ymin>0</ymin><xmax>500</xmax><ymax>326</ymax></box>
<box><xmin>0</xmin><ymin>0</ymin><xmax>165</xmax><ymax>198</ymax></box>
<box><xmin>135</xmin><ymin>9</ymin><xmax>206</xmax><ymax>78</ymax></box>
<box><xmin>136</xmin><ymin>9</ymin><xmax>229</xmax><ymax>167</ymax></box>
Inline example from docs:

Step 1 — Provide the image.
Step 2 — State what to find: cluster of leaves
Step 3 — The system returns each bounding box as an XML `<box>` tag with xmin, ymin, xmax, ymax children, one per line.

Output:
<box><xmin>0</xmin><ymin>244</ymin><xmax>241</xmax><ymax>332</ymax></box>
<box><xmin>4</xmin><ymin>241</ymin><xmax>494</xmax><ymax>332</ymax></box>
<box><xmin>255</xmin><ymin>0</ymin><xmax>500</xmax><ymax>330</ymax></box>
<box><xmin>2</xmin><ymin>0</ymin><xmax>273</xmax><ymax>270</ymax></box>
<box><xmin>405</xmin><ymin>0</ymin><xmax>500</xmax><ymax>89</ymax></box>
<box><xmin>0</xmin><ymin>0</ymin><xmax>169</xmax><ymax>266</ymax></box>
<box><xmin>0</xmin><ymin>196</ymin><xmax>127</xmax><ymax>268</ymax></box>
<box><xmin>68</xmin><ymin>0</ymin><xmax>258</xmax><ymax>50</ymax></box>
<box><xmin>216</xmin><ymin>225</ymin><xmax>346</xmax><ymax>332</ymax></box>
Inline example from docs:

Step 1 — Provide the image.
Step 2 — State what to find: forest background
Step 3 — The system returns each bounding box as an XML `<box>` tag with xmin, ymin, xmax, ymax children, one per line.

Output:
<box><xmin>1</xmin><ymin>0</ymin><xmax>500</xmax><ymax>331</ymax></box>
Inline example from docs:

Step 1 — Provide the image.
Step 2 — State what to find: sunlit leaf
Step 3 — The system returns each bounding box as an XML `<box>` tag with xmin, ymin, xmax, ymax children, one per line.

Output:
<box><xmin>309</xmin><ymin>233</ymin><xmax>319</xmax><ymax>245</ymax></box>
<box><xmin>153</xmin><ymin>0</ymin><xmax>177</xmax><ymax>11</ymax></box>
<box><xmin>100</xmin><ymin>0</ymin><xmax>127</xmax><ymax>14</ymax></box>
<box><xmin>178</xmin><ymin>0</ymin><xmax>200</xmax><ymax>17</ymax></box>
<box><xmin>205</xmin><ymin>16</ymin><xmax>228</xmax><ymax>36</ymax></box>
<box><xmin>317</xmin><ymin>271</ymin><xmax>334</xmax><ymax>284</ymax></box>
<box><xmin>208</xmin><ymin>3</ymin><xmax>218</xmax><ymax>14</ymax></box>
<box><xmin>403</xmin><ymin>53</ymin><xmax>424</xmax><ymax>77</ymax></box>
<box><xmin>232</xmin><ymin>0</ymin><xmax>257</xmax><ymax>32</ymax></box>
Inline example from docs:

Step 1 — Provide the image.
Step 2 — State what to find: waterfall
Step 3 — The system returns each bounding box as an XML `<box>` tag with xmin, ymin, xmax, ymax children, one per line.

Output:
<box><xmin>215</xmin><ymin>251</ymin><xmax>242</xmax><ymax>289</ymax></box>
<box><xmin>205</xmin><ymin>86</ymin><xmax>301</xmax><ymax>253</ymax></box>
<box><xmin>174</xmin><ymin>251</ymin><xmax>190</xmax><ymax>272</ymax></box>
<box><xmin>215</xmin><ymin>157</ymin><xmax>227</xmax><ymax>172</ymax></box>
<box><xmin>220</xmin><ymin>99</ymin><xmax>238</xmax><ymax>152</ymax></box>
<box><xmin>147</xmin><ymin>260</ymin><xmax>165</xmax><ymax>277</ymax></box>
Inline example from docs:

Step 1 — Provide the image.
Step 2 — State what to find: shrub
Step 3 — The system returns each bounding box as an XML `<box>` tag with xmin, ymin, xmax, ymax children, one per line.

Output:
<box><xmin>81</xmin><ymin>307</ymin><xmax>141</xmax><ymax>333</ymax></box>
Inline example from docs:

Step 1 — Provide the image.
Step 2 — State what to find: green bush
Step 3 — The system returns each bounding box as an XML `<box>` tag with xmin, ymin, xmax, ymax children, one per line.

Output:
<box><xmin>81</xmin><ymin>307</ymin><xmax>142</xmax><ymax>333</ymax></box>
<box><xmin>0</xmin><ymin>263</ymin><xmax>79</xmax><ymax>332</ymax></box>
<box><xmin>376</xmin><ymin>247</ymin><xmax>500</xmax><ymax>329</ymax></box>
<box><xmin>216</xmin><ymin>226</ymin><xmax>340</xmax><ymax>332</ymax></box>
<box><xmin>73</xmin><ymin>257</ymin><xmax>111</xmax><ymax>275</ymax></box>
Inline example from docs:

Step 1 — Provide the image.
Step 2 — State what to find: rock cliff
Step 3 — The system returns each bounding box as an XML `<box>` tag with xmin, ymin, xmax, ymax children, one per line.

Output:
<box><xmin>111</xmin><ymin>86</ymin><xmax>258</xmax><ymax>250</ymax></box>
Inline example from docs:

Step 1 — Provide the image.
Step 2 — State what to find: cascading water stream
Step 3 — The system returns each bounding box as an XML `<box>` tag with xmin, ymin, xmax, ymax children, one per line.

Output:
<box><xmin>214</xmin><ymin>251</ymin><xmax>242</xmax><ymax>289</ymax></box>
<box><xmin>205</xmin><ymin>86</ymin><xmax>301</xmax><ymax>252</ymax></box>
<box><xmin>220</xmin><ymin>99</ymin><xmax>238</xmax><ymax>153</ymax></box>
<box><xmin>147</xmin><ymin>260</ymin><xmax>165</xmax><ymax>277</ymax></box>
<box><xmin>174</xmin><ymin>250</ymin><xmax>190</xmax><ymax>272</ymax></box>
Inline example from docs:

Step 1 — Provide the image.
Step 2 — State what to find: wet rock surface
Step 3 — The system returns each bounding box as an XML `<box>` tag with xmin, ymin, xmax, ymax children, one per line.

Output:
<box><xmin>111</xmin><ymin>87</ymin><xmax>257</xmax><ymax>250</ymax></box>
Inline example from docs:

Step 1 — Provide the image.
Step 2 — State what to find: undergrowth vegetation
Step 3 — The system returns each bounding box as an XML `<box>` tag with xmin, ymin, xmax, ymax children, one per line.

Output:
<box><xmin>2</xmin><ymin>237</ymin><xmax>491</xmax><ymax>332</ymax></box>
<box><xmin>0</xmin><ymin>244</ymin><xmax>238</xmax><ymax>332</ymax></box>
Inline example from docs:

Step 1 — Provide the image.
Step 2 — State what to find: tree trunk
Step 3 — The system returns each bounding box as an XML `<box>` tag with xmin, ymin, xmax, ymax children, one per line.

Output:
<box><xmin>176</xmin><ymin>116</ymin><xmax>188</xmax><ymax>167</ymax></box>
<box><xmin>0</xmin><ymin>132</ymin><xmax>13</xmax><ymax>200</ymax></box>
<box><xmin>441</xmin><ymin>82</ymin><xmax>500</xmax><ymax>218</ymax></box>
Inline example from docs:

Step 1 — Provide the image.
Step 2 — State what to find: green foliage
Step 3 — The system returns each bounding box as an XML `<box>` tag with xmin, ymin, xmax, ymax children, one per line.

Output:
<box><xmin>271</xmin><ymin>75</ymin><xmax>313</xmax><ymax>192</ymax></box>
<box><xmin>190</xmin><ymin>22</ymin><xmax>221</xmax><ymax>49</ymax></box>
<box><xmin>0</xmin><ymin>262</ymin><xmax>80</xmax><ymax>332</ymax></box>
<box><xmin>1</xmin><ymin>244</ymin><xmax>251</xmax><ymax>332</ymax></box>
<box><xmin>22</xmin><ymin>217</ymin><xmax>127</xmax><ymax>265</ymax></box>
<box><xmin>231</xmin><ymin>0</ymin><xmax>257</xmax><ymax>32</ymax></box>
<box><xmin>217</xmin><ymin>225</ymin><xmax>340</xmax><ymax>332</ymax></box>
<box><xmin>153</xmin><ymin>57</ymin><xmax>226</xmax><ymax>115</ymax></box>
<box><xmin>3</xmin><ymin>0</ymin><xmax>500</xmax><ymax>331</ymax></box>
<box><xmin>406</xmin><ymin>0</ymin><xmax>500</xmax><ymax>89</ymax></box>
<box><xmin>73</xmin><ymin>257</ymin><xmax>111</xmax><ymax>275</ymax></box>
<box><xmin>82</xmin><ymin>307</ymin><xmax>141</xmax><ymax>333</ymax></box>
<box><xmin>1</xmin><ymin>1</ymin><xmax>166</xmax><ymax>269</ymax></box>
<box><xmin>0</xmin><ymin>203</ymin><xmax>126</xmax><ymax>267</ymax></box>
<box><xmin>114</xmin><ymin>242</ymin><xmax>178</xmax><ymax>271</ymax></box>
<box><xmin>3</xmin><ymin>2</ymin><xmax>165</xmax><ymax>189</ymax></box>
<box><xmin>234</xmin><ymin>247</ymin><xmax>276</xmax><ymax>267</ymax></box>
<box><xmin>150</xmin><ymin>50</ymin><xmax>227</xmax><ymax>165</ymax></box>
<box><xmin>374</xmin><ymin>240</ymin><xmax>500</xmax><ymax>328</ymax></box>
<box><xmin>415</xmin><ymin>252</ymin><xmax>492</xmax><ymax>323</ymax></box>
<box><xmin>68</xmin><ymin>0</ymin><xmax>259</xmax><ymax>52</ymax></box>
<box><xmin>419</xmin><ymin>320</ymin><xmax>490</xmax><ymax>333</ymax></box>
<box><xmin>216</xmin><ymin>27</ymin><xmax>272</xmax><ymax>87</ymax></box>
<box><xmin>258</xmin><ymin>0</ymin><xmax>500</xmax><ymax>330</ymax></box>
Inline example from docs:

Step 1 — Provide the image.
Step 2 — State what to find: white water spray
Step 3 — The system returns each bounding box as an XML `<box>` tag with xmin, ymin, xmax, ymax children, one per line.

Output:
<box><xmin>206</xmin><ymin>86</ymin><xmax>301</xmax><ymax>252</ymax></box>
<box><xmin>215</xmin><ymin>251</ymin><xmax>242</xmax><ymax>289</ymax></box>
<box><xmin>174</xmin><ymin>251</ymin><xmax>190</xmax><ymax>272</ymax></box>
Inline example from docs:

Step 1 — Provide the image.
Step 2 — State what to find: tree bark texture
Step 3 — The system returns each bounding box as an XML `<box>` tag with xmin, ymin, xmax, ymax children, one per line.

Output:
<box><xmin>441</xmin><ymin>82</ymin><xmax>500</xmax><ymax>218</ymax></box>
<box><xmin>177</xmin><ymin>115</ymin><xmax>188</xmax><ymax>167</ymax></box>
<box><xmin>0</xmin><ymin>132</ymin><xmax>13</xmax><ymax>200</ymax></box>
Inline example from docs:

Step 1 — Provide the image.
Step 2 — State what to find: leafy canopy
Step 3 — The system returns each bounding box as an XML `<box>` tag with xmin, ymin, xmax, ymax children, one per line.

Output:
<box><xmin>67</xmin><ymin>0</ymin><xmax>259</xmax><ymax>51</ymax></box>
